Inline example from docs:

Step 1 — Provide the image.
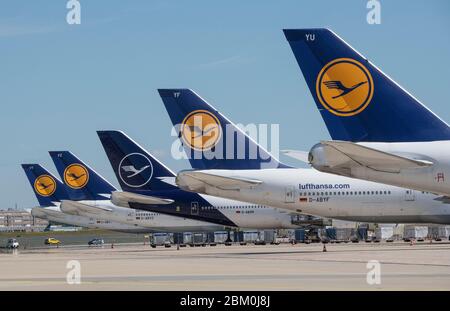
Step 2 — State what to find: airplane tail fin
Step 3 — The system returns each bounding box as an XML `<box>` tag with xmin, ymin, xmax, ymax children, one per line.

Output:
<box><xmin>97</xmin><ymin>130</ymin><xmax>178</xmax><ymax>192</ymax></box>
<box><xmin>284</xmin><ymin>28</ymin><xmax>450</xmax><ymax>142</ymax></box>
<box><xmin>158</xmin><ymin>89</ymin><xmax>289</xmax><ymax>169</ymax></box>
<box><xmin>21</xmin><ymin>164</ymin><xmax>68</xmax><ymax>206</ymax></box>
<box><xmin>48</xmin><ymin>151</ymin><xmax>116</xmax><ymax>201</ymax></box>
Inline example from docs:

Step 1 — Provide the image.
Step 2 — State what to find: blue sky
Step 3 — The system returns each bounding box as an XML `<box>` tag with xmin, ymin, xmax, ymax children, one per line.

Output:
<box><xmin>1</xmin><ymin>0</ymin><xmax>450</xmax><ymax>209</ymax></box>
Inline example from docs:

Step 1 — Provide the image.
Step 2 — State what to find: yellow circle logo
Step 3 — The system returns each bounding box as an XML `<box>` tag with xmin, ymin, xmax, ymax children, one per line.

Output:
<box><xmin>34</xmin><ymin>175</ymin><xmax>56</xmax><ymax>197</ymax></box>
<box><xmin>181</xmin><ymin>110</ymin><xmax>222</xmax><ymax>151</ymax></box>
<box><xmin>316</xmin><ymin>58</ymin><xmax>374</xmax><ymax>116</ymax></box>
<box><xmin>64</xmin><ymin>164</ymin><xmax>89</xmax><ymax>189</ymax></box>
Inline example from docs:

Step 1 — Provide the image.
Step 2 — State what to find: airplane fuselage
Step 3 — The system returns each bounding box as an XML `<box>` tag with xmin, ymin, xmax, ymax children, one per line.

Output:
<box><xmin>177</xmin><ymin>168</ymin><xmax>450</xmax><ymax>224</ymax></box>
<box><xmin>31</xmin><ymin>205</ymin><xmax>150</xmax><ymax>233</ymax></box>
<box><xmin>61</xmin><ymin>200</ymin><xmax>226</xmax><ymax>232</ymax></box>
<box><xmin>61</xmin><ymin>195</ymin><xmax>305</xmax><ymax>230</ymax></box>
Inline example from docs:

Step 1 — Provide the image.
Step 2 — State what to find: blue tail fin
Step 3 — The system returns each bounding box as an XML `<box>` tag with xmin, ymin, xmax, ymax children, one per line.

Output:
<box><xmin>284</xmin><ymin>28</ymin><xmax>450</xmax><ymax>142</ymax></box>
<box><xmin>158</xmin><ymin>89</ymin><xmax>289</xmax><ymax>169</ymax></box>
<box><xmin>21</xmin><ymin>164</ymin><xmax>68</xmax><ymax>206</ymax></box>
<box><xmin>48</xmin><ymin>151</ymin><xmax>116</xmax><ymax>200</ymax></box>
<box><xmin>97</xmin><ymin>130</ymin><xmax>178</xmax><ymax>192</ymax></box>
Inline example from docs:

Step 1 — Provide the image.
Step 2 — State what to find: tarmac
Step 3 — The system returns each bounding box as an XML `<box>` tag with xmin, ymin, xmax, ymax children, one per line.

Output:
<box><xmin>1</xmin><ymin>241</ymin><xmax>450</xmax><ymax>290</ymax></box>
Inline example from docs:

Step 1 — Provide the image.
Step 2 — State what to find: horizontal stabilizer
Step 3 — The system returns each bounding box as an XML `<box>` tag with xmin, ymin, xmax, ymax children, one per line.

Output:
<box><xmin>110</xmin><ymin>191</ymin><xmax>174</xmax><ymax>208</ymax></box>
<box><xmin>61</xmin><ymin>200</ymin><xmax>113</xmax><ymax>216</ymax></box>
<box><xmin>314</xmin><ymin>141</ymin><xmax>432</xmax><ymax>173</ymax></box>
<box><xmin>32</xmin><ymin>207</ymin><xmax>66</xmax><ymax>220</ymax></box>
<box><xmin>177</xmin><ymin>171</ymin><xmax>262</xmax><ymax>192</ymax></box>
<box><xmin>434</xmin><ymin>196</ymin><xmax>450</xmax><ymax>204</ymax></box>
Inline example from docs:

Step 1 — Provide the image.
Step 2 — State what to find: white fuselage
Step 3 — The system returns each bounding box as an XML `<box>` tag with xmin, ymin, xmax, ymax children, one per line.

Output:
<box><xmin>178</xmin><ymin>168</ymin><xmax>450</xmax><ymax>224</ymax></box>
<box><xmin>31</xmin><ymin>205</ymin><xmax>150</xmax><ymax>233</ymax></box>
<box><xmin>333</xmin><ymin>141</ymin><xmax>450</xmax><ymax>197</ymax></box>
<box><xmin>61</xmin><ymin>197</ymin><xmax>307</xmax><ymax>230</ymax></box>
<box><xmin>61</xmin><ymin>200</ymin><xmax>224</xmax><ymax>232</ymax></box>
<box><xmin>196</xmin><ymin>194</ymin><xmax>312</xmax><ymax>229</ymax></box>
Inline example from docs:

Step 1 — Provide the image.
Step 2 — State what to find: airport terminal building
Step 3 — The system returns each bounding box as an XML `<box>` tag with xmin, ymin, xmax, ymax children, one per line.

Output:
<box><xmin>0</xmin><ymin>209</ymin><xmax>48</xmax><ymax>232</ymax></box>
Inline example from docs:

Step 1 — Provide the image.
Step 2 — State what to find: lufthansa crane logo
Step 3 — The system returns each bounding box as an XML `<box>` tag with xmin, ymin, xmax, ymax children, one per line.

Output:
<box><xmin>181</xmin><ymin>110</ymin><xmax>222</xmax><ymax>151</ymax></box>
<box><xmin>34</xmin><ymin>174</ymin><xmax>56</xmax><ymax>197</ymax></box>
<box><xmin>316</xmin><ymin>58</ymin><xmax>374</xmax><ymax>117</ymax></box>
<box><xmin>63</xmin><ymin>164</ymin><xmax>89</xmax><ymax>189</ymax></box>
<box><xmin>118</xmin><ymin>153</ymin><xmax>153</xmax><ymax>188</ymax></box>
